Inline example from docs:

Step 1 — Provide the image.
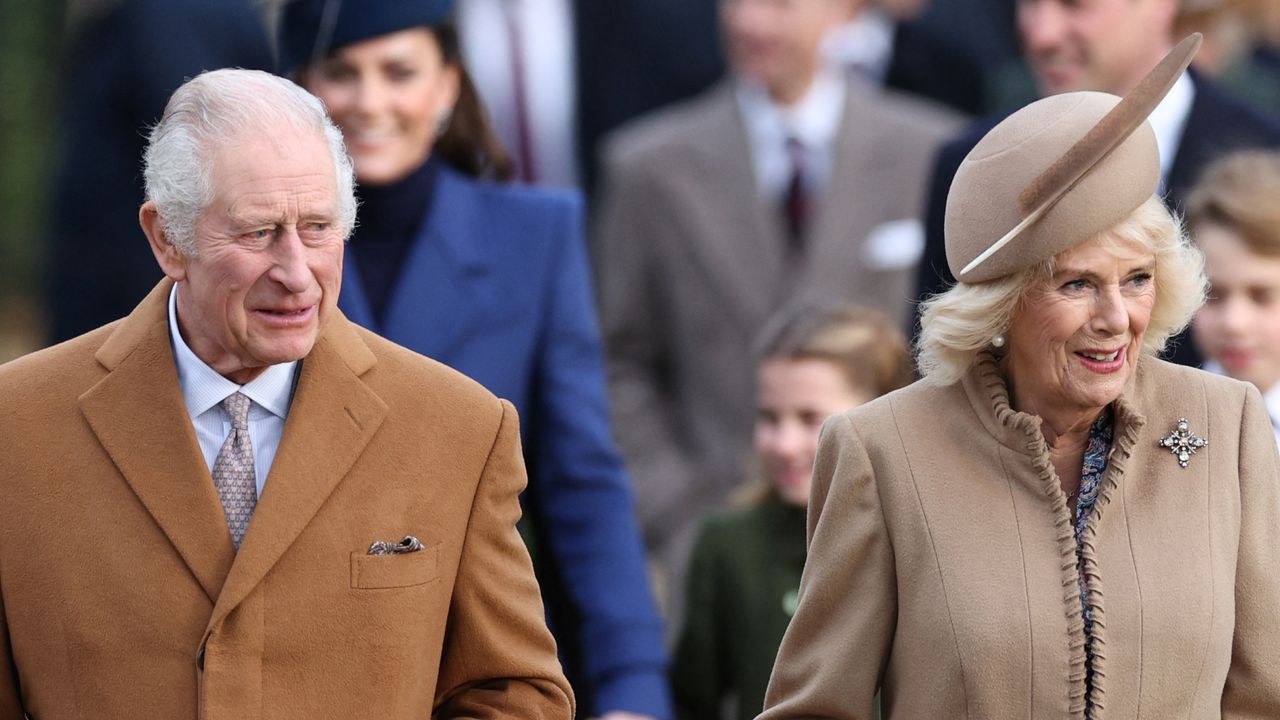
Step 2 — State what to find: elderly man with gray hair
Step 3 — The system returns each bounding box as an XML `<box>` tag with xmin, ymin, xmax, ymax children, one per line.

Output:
<box><xmin>0</xmin><ymin>68</ymin><xmax>572</xmax><ymax>719</ymax></box>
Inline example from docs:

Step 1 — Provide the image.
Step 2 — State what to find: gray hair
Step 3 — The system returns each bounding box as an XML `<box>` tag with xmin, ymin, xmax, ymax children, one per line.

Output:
<box><xmin>916</xmin><ymin>195</ymin><xmax>1207</xmax><ymax>384</ymax></box>
<box><xmin>142</xmin><ymin>68</ymin><xmax>357</xmax><ymax>255</ymax></box>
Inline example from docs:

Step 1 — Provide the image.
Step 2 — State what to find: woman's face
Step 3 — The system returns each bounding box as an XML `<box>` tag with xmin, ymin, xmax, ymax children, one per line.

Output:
<box><xmin>302</xmin><ymin>27</ymin><xmax>460</xmax><ymax>186</ymax></box>
<box><xmin>1193</xmin><ymin>221</ymin><xmax>1280</xmax><ymax>393</ymax></box>
<box><xmin>1004</xmin><ymin>232</ymin><xmax>1157</xmax><ymax>421</ymax></box>
<box><xmin>755</xmin><ymin>357</ymin><xmax>866</xmax><ymax>507</ymax></box>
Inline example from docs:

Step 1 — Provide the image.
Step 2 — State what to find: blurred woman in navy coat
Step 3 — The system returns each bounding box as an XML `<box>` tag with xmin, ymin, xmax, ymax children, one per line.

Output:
<box><xmin>280</xmin><ymin>2</ymin><xmax>669</xmax><ymax>718</ymax></box>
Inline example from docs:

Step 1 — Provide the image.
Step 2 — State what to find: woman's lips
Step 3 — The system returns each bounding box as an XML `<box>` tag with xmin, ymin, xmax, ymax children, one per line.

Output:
<box><xmin>1074</xmin><ymin>346</ymin><xmax>1126</xmax><ymax>374</ymax></box>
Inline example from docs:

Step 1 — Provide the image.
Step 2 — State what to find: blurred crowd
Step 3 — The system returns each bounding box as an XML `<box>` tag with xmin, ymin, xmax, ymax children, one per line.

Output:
<box><xmin>8</xmin><ymin>0</ymin><xmax>1280</xmax><ymax>718</ymax></box>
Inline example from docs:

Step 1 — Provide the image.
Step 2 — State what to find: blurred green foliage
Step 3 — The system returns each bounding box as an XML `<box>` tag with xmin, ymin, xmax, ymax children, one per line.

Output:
<box><xmin>0</xmin><ymin>0</ymin><xmax>63</xmax><ymax>359</ymax></box>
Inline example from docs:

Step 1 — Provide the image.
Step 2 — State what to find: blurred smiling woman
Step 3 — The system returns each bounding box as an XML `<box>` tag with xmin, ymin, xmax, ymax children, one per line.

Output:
<box><xmin>760</xmin><ymin>35</ymin><xmax>1280</xmax><ymax>720</ymax></box>
<box><xmin>278</xmin><ymin>2</ymin><xmax>669</xmax><ymax>719</ymax></box>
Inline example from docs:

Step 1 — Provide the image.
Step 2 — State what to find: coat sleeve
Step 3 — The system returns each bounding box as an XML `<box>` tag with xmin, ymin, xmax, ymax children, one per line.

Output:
<box><xmin>527</xmin><ymin>194</ymin><xmax>671</xmax><ymax>718</ymax></box>
<box><xmin>592</xmin><ymin>146</ymin><xmax>699</xmax><ymax>545</ymax></box>
<box><xmin>434</xmin><ymin>400</ymin><xmax>575</xmax><ymax>719</ymax></box>
<box><xmin>759</xmin><ymin>414</ymin><xmax>895</xmax><ymax>720</ymax></box>
<box><xmin>670</xmin><ymin>520</ymin><xmax>728</xmax><ymax>720</ymax></box>
<box><xmin>1222</xmin><ymin>383</ymin><xmax>1280</xmax><ymax>718</ymax></box>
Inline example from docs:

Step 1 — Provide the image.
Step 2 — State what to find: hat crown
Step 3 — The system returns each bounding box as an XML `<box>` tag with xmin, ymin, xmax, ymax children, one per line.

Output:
<box><xmin>942</xmin><ymin>34</ymin><xmax>1201</xmax><ymax>284</ymax></box>
<box><xmin>279</xmin><ymin>0</ymin><xmax>456</xmax><ymax>75</ymax></box>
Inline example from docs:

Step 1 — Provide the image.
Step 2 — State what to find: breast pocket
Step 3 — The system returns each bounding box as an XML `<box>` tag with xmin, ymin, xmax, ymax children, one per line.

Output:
<box><xmin>349</xmin><ymin>545</ymin><xmax>440</xmax><ymax>589</ymax></box>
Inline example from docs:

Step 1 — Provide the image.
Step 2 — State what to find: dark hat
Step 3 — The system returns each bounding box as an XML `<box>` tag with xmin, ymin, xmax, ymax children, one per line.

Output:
<box><xmin>945</xmin><ymin>34</ymin><xmax>1201</xmax><ymax>284</ymax></box>
<box><xmin>278</xmin><ymin>0</ymin><xmax>456</xmax><ymax>75</ymax></box>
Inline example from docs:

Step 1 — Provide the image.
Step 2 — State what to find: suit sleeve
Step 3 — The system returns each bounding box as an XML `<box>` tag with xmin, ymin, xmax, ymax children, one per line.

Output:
<box><xmin>1222</xmin><ymin>384</ymin><xmax>1280</xmax><ymax>718</ymax></box>
<box><xmin>434</xmin><ymin>400</ymin><xmax>575</xmax><ymax>719</ymax></box>
<box><xmin>912</xmin><ymin>137</ymin><xmax>967</xmax><ymax>311</ymax></box>
<box><xmin>759</xmin><ymin>414</ymin><xmax>895</xmax><ymax>720</ymax></box>
<box><xmin>670</xmin><ymin>521</ymin><xmax>728</xmax><ymax>720</ymax></box>
<box><xmin>528</xmin><ymin>194</ymin><xmax>671</xmax><ymax>718</ymax></box>
<box><xmin>592</xmin><ymin>146</ymin><xmax>698</xmax><ymax>545</ymax></box>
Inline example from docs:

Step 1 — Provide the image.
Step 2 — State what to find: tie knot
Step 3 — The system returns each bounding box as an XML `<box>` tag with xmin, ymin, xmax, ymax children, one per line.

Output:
<box><xmin>221</xmin><ymin>392</ymin><xmax>252</xmax><ymax>432</ymax></box>
<box><xmin>785</xmin><ymin>136</ymin><xmax>806</xmax><ymax>160</ymax></box>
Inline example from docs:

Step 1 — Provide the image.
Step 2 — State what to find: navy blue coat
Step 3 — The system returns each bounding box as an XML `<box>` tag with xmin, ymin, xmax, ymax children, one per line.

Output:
<box><xmin>45</xmin><ymin>0</ymin><xmax>273</xmax><ymax>342</ymax></box>
<box><xmin>338</xmin><ymin>166</ymin><xmax>671</xmax><ymax>719</ymax></box>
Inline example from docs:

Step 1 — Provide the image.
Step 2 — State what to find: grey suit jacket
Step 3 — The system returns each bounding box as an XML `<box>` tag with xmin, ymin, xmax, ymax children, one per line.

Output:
<box><xmin>594</xmin><ymin>79</ymin><xmax>961</xmax><ymax>605</ymax></box>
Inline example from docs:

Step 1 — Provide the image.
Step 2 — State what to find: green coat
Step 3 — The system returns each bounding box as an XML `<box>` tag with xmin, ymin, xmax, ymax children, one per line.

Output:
<box><xmin>672</xmin><ymin>493</ymin><xmax>806</xmax><ymax>720</ymax></box>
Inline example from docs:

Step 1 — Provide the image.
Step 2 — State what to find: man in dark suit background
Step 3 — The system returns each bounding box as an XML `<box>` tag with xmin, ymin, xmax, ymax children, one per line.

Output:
<box><xmin>824</xmin><ymin>0</ymin><xmax>989</xmax><ymax>115</ymax></box>
<box><xmin>915</xmin><ymin>0</ymin><xmax>1280</xmax><ymax>366</ymax></box>
<box><xmin>44</xmin><ymin>0</ymin><xmax>274</xmax><ymax>342</ymax></box>
<box><xmin>458</xmin><ymin>0</ymin><xmax>726</xmax><ymax>191</ymax></box>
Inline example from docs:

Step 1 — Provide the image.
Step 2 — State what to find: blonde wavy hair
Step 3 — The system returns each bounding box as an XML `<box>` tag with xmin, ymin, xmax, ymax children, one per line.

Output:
<box><xmin>916</xmin><ymin>195</ymin><xmax>1207</xmax><ymax>385</ymax></box>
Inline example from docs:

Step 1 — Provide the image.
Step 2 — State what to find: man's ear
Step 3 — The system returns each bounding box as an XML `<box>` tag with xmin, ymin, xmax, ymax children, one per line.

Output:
<box><xmin>140</xmin><ymin>201</ymin><xmax>188</xmax><ymax>282</ymax></box>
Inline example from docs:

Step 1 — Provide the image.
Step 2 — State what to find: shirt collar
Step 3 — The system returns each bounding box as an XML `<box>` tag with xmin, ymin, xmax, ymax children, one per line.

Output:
<box><xmin>1203</xmin><ymin>360</ymin><xmax>1280</xmax><ymax>428</ymax></box>
<box><xmin>168</xmin><ymin>283</ymin><xmax>298</xmax><ymax>420</ymax></box>
<box><xmin>736</xmin><ymin>67</ymin><xmax>846</xmax><ymax>154</ymax></box>
<box><xmin>1146</xmin><ymin>70</ymin><xmax>1195</xmax><ymax>183</ymax></box>
<box><xmin>1266</xmin><ymin>383</ymin><xmax>1280</xmax><ymax>431</ymax></box>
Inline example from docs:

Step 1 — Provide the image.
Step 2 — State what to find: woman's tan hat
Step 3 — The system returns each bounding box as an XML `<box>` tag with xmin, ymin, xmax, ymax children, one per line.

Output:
<box><xmin>944</xmin><ymin>34</ymin><xmax>1202</xmax><ymax>284</ymax></box>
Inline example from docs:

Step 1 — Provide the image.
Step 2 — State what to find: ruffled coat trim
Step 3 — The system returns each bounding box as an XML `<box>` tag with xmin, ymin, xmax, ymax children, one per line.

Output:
<box><xmin>961</xmin><ymin>351</ymin><xmax>1148</xmax><ymax>718</ymax></box>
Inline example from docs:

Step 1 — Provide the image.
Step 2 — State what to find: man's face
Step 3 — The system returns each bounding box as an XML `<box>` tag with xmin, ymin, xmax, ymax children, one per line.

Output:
<box><xmin>721</xmin><ymin>0</ymin><xmax>852</xmax><ymax>103</ymax></box>
<box><xmin>1017</xmin><ymin>0</ymin><xmax>1176</xmax><ymax>96</ymax></box>
<box><xmin>145</xmin><ymin>126</ymin><xmax>345</xmax><ymax>384</ymax></box>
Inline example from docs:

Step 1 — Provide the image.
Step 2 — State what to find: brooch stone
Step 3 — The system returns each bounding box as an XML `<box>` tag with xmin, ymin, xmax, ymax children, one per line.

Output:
<box><xmin>1157</xmin><ymin>417</ymin><xmax>1207</xmax><ymax>468</ymax></box>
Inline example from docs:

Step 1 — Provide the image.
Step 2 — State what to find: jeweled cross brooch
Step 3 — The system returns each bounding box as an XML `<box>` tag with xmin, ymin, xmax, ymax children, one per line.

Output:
<box><xmin>1158</xmin><ymin>417</ymin><xmax>1207</xmax><ymax>468</ymax></box>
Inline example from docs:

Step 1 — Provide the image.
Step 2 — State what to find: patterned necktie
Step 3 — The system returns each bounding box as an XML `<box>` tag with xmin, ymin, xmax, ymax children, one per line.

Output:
<box><xmin>213</xmin><ymin>392</ymin><xmax>257</xmax><ymax>549</ymax></box>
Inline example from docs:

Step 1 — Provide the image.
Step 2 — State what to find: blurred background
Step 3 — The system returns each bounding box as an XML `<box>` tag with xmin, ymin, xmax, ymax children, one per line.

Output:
<box><xmin>1</xmin><ymin>1</ymin><xmax>61</xmax><ymax>362</ymax></box>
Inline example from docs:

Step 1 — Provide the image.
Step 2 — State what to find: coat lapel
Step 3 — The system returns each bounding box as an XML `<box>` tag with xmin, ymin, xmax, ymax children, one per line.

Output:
<box><xmin>803</xmin><ymin>81</ymin><xmax>896</xmax><ymax>287</ymax></box>
<box><xmin>678</xmin><ymin>85</ymin><xmax>785</xmax><ymax>329</ymax></box>
<box><xmin>380</xmin><ymin>168</ymin><xmax>492</xmax><ymax>359</ymax></box>
<box><xmin>207</xmin><ymin>312</ymin><xmax>387</xmax><ymax>630</ymax></box>
<box><xmin>79</xmin><ymin>280</ymin><xmax>236</xmax><ymax>603</ymax></box>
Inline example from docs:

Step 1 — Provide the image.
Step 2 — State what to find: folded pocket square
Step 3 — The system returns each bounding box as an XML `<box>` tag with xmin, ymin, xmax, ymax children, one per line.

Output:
<box><xmin>367</xmin><ymin>535</ymin><xmax>424</xmax><ymax>556</ymax></box>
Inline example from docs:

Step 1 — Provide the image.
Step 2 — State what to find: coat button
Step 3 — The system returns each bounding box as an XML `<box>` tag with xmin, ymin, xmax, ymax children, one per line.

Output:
<box><xmin>197</xmin><ymin>645</ymin><xmax>206</xmax><ymax>671</ymax></box>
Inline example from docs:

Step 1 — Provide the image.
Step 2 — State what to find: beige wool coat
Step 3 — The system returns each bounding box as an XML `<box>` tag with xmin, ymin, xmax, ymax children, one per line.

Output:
<box><xmin>0</xmin><ymin>281</ymin><xmax>573</xmax><ymax>719</ymax></box>
<box><xmin>760</xmin><ymin>353</ymin><xmax>1280</xmax><ymax>719</ymax></box>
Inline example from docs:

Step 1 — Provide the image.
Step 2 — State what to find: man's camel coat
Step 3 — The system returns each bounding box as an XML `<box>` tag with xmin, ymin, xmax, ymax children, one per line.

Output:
<box><xmin>0</xmin><ymin>280</ymin><xmax>573</xmax><ymax>719</ymax></box>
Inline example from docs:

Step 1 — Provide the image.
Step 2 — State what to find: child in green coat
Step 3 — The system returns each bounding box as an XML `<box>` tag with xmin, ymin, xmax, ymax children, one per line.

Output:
<box><xmin>672</xmin><ymin>304</ymin><xmax>913</xmax><ymax>720</ymax></box>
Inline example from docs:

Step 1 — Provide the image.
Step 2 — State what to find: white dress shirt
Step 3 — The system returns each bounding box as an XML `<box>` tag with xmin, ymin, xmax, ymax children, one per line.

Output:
<box><xmin>458</xmin><ymin>0</ymin><xmax>580</xmax><ymax>187</ymax></box>
<box><xmin>736</xmin><ymin>68</ymin><xmax>847</xmax><ymax>202</ymax></box>
<box><xmin>1203</xmin><ymin>360</ymin><xmax>1280</xmax><ymax>449</ymax></box>
<box><xmin>168</xmin><ymin>284</ymin><xmax>297</xmax><ymax>496</ymax></box>
<box><xmin>1148</xmin><ymin>70</ymin><xmax>1195</xmax><ymax>188</ymax></box>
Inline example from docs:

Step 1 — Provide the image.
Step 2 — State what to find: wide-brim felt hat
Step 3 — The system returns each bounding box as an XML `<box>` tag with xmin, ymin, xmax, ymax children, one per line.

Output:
<box><xmin>278</xmin><ymin>0</ymin><xmax>456</xmax><ymax>75</ymax></box>
<box><xmin>944</xmin><ymin>34</ymin><xmax>1202</xmax><ymax>284</ymax></box>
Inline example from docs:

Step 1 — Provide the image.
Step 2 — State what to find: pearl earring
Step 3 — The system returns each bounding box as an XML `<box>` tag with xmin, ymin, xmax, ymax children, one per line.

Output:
<box><xmin>992</xmin><ymin>334</ymin><xmax>1006</xmax><ymax>348</ymax></box>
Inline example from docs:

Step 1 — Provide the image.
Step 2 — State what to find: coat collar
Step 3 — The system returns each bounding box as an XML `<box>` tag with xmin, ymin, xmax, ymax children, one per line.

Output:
<box><xmin>959</xmin><ymin>349</ymin><xmax>1148</xmax><ymax>464</ymax></box>
<box><xmin>680</xmin><ymin>82</ymin><xmax>787</xmax><ymax>329</ymax></box>
<box><xmin>81</xmin><ymin>279</ymin><xmax>387</xmax><ymax>622</ymax></box>
<box><xmin>958</xmin><ymin>349</ymin><xmax>1150</xmax><ymax>714</ymax></box>
<box><xmin>340</xmin><ymin>165</ymin><xmax>492</xmax><ymax>353</ymax></box>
